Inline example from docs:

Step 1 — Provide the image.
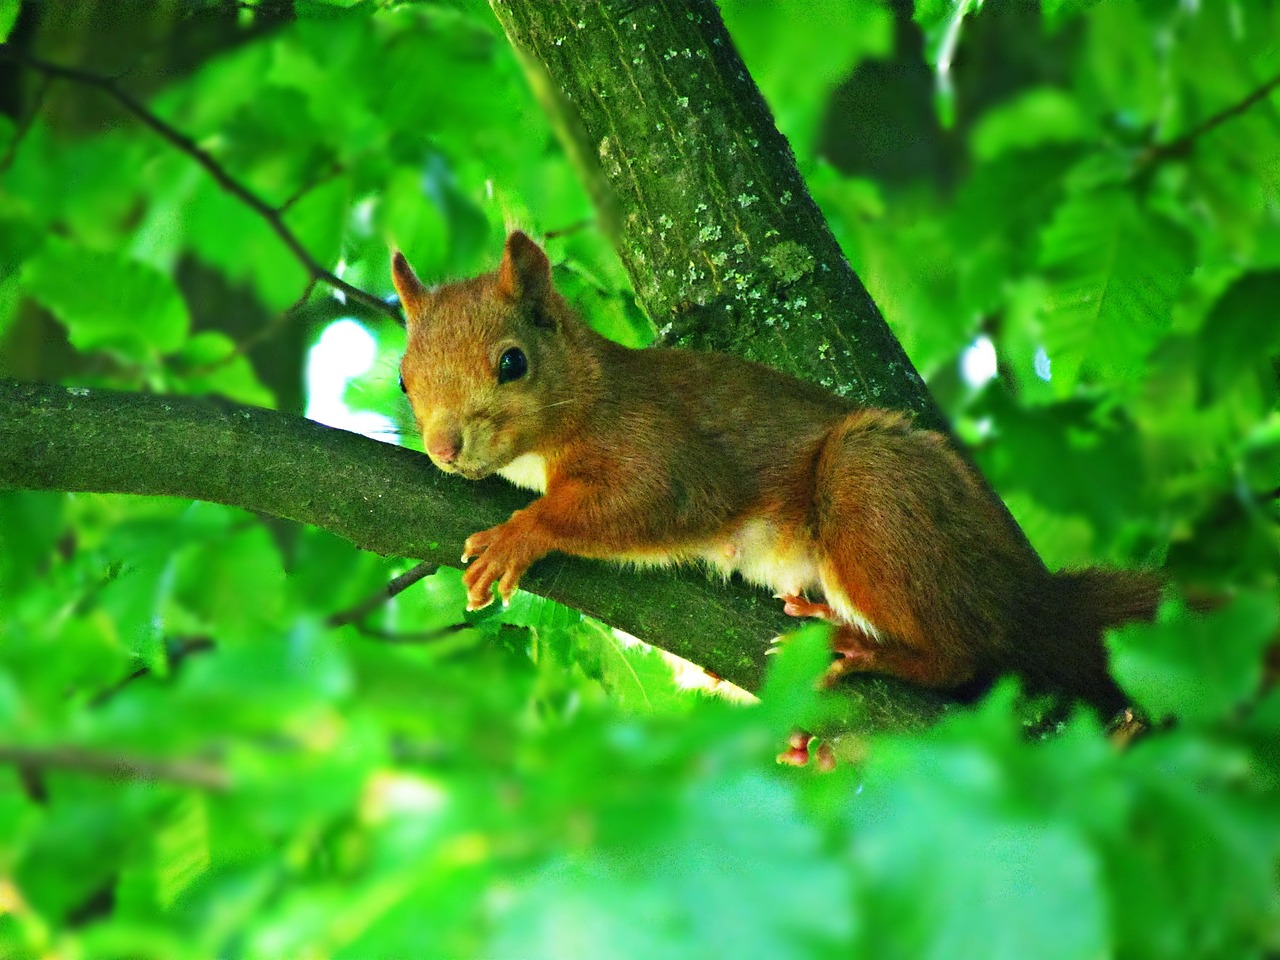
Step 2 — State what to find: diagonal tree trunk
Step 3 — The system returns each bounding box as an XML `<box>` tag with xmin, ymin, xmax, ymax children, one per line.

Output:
<box><xmin>490</xmin><ymin>0</ymin><xmax>939</xmax><ymax>420</ymax></box>
<box><xmin>490</xmin><ymin>0</ymin><xmax>1033</xmax><ymax>551</ymax></box>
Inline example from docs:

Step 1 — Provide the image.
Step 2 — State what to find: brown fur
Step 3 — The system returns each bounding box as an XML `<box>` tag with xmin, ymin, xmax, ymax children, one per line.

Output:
<box><xmin>392</xmin><ymin>233</ymin><xmax>1161</xmax><ymax>712</ymax></box>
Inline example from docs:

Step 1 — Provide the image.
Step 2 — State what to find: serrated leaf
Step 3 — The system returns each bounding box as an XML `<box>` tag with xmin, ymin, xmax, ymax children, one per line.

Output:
<box><xmin>568</xmin><ymin>620</ymin><xmax>686</xmax><ymax>715</ymax></box>
<box><xmin>20</xmin><ymin>237</ymin><xmax>190</xmax><ymax>359</ymax></box>
<box><xmin>116</xmin><ymin>793</ymin><xmax>211</xmax><ymax>915</ymax></box>
<box><xmin>1109</xmin><ymin>593</ymin><xmax>1279</xmax><ymax>724</ymax></box>
<box><xmin>499</xmin><ymin>591</ymin><xmax>582</xmax><ymax>631</ymax></box>
<box><xmin>1038</xmin><ymin>189</ymin><xmax>1193</xmax><ymax>390</ymax></box>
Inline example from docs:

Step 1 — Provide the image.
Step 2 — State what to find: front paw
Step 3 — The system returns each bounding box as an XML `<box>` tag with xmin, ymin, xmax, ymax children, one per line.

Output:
<box><xmin>461</xmin><ymin>520</ymin><xmax>535</xmax><ymax>610</ymax></box>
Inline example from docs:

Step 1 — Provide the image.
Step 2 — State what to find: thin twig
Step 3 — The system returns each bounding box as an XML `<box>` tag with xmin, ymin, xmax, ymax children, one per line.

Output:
<box><xmin>544</xmin><ymin>218</ymin><xmax>595</xmax><ymax>240</ymax></box>
<box><xmin>88</xmin><ymin>636</ymin><xmax>215</xmax><ymax>707</ymax></box>
<box><xmin>1141</xmin><ymin>70</ymin><xmax>1280</xmax><ymax>168</ymax></box>
<box><xmin>347</xmin><ymin>621</ymin><xmax>474</xmax><ymax>644</ymax></box>
<box><xmin>0</xmin><ymin>46</ymin><xmax>399</xmax><ymax>321</ymax></box>
<box><xmin>279</xmin><ymin>159</ymin><xmax>346</xmax><ymax>213</ymax></box>
<box><xmin>0</xmin><ymin>744</ymin><xmax>229</xmax><ymax>790</ymax></box>
<box><xmin>182</xmin><ymin>280</ymin><xmax>316</xmax><ymax>378</ymax></box>
<box><xmin>328</xmin><ymin>561</ymin><xmax>438</xmax><ymax>627</ymax></box>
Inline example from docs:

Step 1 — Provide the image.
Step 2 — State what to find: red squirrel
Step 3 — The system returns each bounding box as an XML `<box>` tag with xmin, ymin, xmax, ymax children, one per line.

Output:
<box><xmin>392</xmin><ymin>231</ymin><xmax>1160</xmax><ymax>712</ymax></box>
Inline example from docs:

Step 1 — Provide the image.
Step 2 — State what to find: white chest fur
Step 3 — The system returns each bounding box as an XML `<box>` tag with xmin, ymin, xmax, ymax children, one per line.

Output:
<box><xmin>497</xmin><ymin>452</ymin><xmax>548</xmax><ymax>493</ymax></box>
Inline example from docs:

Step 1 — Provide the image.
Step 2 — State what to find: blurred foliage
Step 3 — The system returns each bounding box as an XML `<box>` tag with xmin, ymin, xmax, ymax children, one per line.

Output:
<box><xmin>0</xmin><ymin>0</ymin><xmax>1278</xmax><ymax>957</ymax></box>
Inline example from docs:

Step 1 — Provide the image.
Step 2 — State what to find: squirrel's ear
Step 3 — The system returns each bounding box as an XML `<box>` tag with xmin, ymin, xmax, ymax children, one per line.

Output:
<box><xmin>497</xmin><ymin>231</ymin><xmax>551</xmax><ymax>304</ymax></box>
<box><xmin>391</xmin><ymin>250</ymin><xmax>429</xmax><ymax>321</ymax></box>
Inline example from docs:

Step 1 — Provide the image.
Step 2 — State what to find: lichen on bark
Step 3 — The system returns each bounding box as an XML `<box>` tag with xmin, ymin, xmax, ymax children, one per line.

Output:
<box><xmin>490</xmin><ymin>0</ymin><xmax>945</xmax><ymax>427</ymax></box>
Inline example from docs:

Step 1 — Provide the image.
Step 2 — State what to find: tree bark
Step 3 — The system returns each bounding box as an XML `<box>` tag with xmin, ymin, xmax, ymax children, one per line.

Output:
<box><xmin>0</xmin><ymin>378</ymin><xmax>944</xmax><ymax>730</ymax></box>
<box><xmin>490</xmin><ymin>0</ymin><xmax>941</xmax><ymax>424</ymax></box>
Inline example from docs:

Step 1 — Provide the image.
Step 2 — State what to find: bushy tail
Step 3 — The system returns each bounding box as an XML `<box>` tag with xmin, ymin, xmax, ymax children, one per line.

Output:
<box><xmin>1018</xmin><ymin>569</ymin><xmax>1163</xmax><ymax>716</ymax></box>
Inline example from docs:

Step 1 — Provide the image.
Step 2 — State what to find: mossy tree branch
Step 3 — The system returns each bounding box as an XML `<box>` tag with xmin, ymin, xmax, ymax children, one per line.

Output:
<box><xmin>0</xmin><ymin>378</ymin><xmax>943</xmax><ymax>729</ymax></box>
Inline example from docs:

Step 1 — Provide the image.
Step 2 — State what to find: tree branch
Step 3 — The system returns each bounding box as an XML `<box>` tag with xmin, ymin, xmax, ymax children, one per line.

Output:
<box><xmin>490</xmin><ymin>0</ymin><xmax>936</xmax><ymax>421</ymax></box>
<box><xmin>328</xmin><ymin>561</ymin><xmax>438</xmax><ymax>628</ymax></box>
<box><xmin>0</xmin><ymin>744</ymin><xmax>229</xmax><ymax>791</ymax></box>
<box><xmin>1140</xmin><ymin>70</ymin><xmax>1280</xmax><ymax>168</ymax></box>
<box><xmin>0</xmin><ymin>46</ymin><xmax>400</xmax><ymax>323</ymax></box>
<box><xmin>0</xmin><ymin>378</ymin><xmax>943</xmax><ymax>729</ymax></box>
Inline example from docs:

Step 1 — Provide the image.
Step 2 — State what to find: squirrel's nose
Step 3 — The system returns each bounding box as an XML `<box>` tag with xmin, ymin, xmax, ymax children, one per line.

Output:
<box><xmin>427</xmin><ymin>431</ymin><xmax>462</xmax><ymax>465</ymax></box>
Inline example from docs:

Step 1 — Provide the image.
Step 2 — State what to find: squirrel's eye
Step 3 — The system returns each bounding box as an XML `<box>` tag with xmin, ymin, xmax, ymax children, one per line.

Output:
<box><xmin>398</xmin><ymin>374</ymin><xmax>407</xmax><ymax>394</ymax></box>
<box><xmin>497</xmin><ymin>347</ymin><xmax>528</xmax><ymax>384</ymax></box>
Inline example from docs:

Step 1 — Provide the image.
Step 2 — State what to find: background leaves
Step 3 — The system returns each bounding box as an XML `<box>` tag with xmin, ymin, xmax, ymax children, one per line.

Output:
<box><xmin>1</xmin><ymin>0</ymin><xmax>1278</xmax><ymax>958</ymax></box>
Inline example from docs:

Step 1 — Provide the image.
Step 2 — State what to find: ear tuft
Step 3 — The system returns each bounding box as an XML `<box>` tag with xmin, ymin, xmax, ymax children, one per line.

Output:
<box><xmin>391</xmin><ymin>250</ymin><xmax>429</xmax><ymax>321</ymax></box>
<box><xmin>497</xmin><ymin>231</ymin><xmax>551</xmax><ymax>304</ymax></box>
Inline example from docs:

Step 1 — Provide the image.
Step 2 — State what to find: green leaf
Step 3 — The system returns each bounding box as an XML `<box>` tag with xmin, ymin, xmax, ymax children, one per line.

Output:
<box><xmin>1041</xmin><ymin>0</ymin><xmax>1103</xmax><ymax>30</ymax></box>
<box><xmin>567</xmin><ymin>620</ymin><xmax>687</xmax><ymax>715</ymax></box>
<box><xmin>757</xmin><ymin>623</ymin><xmax>834</xmax><ymax>735</ymax></box>
<box><xmin>115</xmin><ymin>793</ymin><xmax>211</xmax><ymax>915</ymax></box>
<box><xmin>168</xmin><ymin>331</ymin><xmax>276</xmax><ymax>407</ymax></box>
<box><xmin>184</xmin><ymin>178</ymin><xmax>310</xmax><ymax>311</ymax></box>
<box><xmin>491</xmin><ymin>770</ymin><xmax>853</xmax><ymax>959</ymax></box>
<box><xmin>283</xmin><ymin>176</ymin><xmax>350</xmax><ymax>279</ymax></box>
<box><xmin>1196</xmin><ymin>270</ymin><xmax>1280</xmax><ymax>403</ymax></box>
<box><xmin>1109</xmin><ymin>593</ymin><xmax>1280</xmax><ymax>724</ymax></box>
<box><xmin>0</xmin><ymin>212</ymin><xmax>41</xmax><ymax>340</ymax></box>
<box><xmin>852</xmin><ymin>707</ymin><xmax>1112</xmax><ymax>960</ymax></box>
<box><xmin>0</xmin><ymin>0</ymin><xmax>20</xmax><ymax>42</ymax></box>
<box><xmin>0</xmin><ymin>491</ymin><xmax>65</xmax><ymax>601</ymax></box>
<box><xmin>377</xmin><ymin>168</ymin><xmax>450</xmax><ymax>281</ymax></box>
<box><xmin>1038</xmin><ymin>189</ymin><xmax>1193</xmax><ymax>391</ymax></box>
<box><xmin>173</xmin><ymin>520</ymin><xmax>287</xmax><ymax>643</ymax></box>
<box><xmin>970</xmin><ymin>88</ymin><xmax>1088</xmax><ymax>161</ymax></box>
<box><xmin>721</xmin><ymin>0</ymin><xmax>892</xmax><ymax>152</ymax></box>
<box><xmin>19</xmin><ymin>237</ymin><xmax>190</xmax><ymax>359</ymax></box>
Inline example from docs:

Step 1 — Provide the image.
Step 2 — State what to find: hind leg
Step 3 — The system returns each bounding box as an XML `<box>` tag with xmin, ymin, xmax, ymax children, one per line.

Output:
<box><xmin>777</xmin><ymin>591</ymin><xmax>969</xmax><ymax>687</ymax></box>
<box><xmin>804</xmin><ymin>410</ymin><xmax>991</xmax><ymax>692</ymax></box>
<box><xmin>825</xmin><ymin>620</ymin><xmax>975</xmax><ymax>688</ymax></box>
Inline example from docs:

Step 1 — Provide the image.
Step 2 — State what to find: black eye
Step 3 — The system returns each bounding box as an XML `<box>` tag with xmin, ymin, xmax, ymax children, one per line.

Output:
<box><xmin>497</xmin><ymin>347</ymin><xmax>528</xmax><ymax>384</ymax></box>
<box><xmin>398</xmin><ymin>373</ymin><xmax>407</xmax><ymax>394</ymax></box>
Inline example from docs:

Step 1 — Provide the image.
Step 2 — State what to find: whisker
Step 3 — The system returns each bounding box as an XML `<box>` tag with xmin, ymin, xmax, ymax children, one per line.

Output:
<box><xmin>527</xmin><ymin>398</ymin><xmax>578</xmax><ymax>414</ymax></box>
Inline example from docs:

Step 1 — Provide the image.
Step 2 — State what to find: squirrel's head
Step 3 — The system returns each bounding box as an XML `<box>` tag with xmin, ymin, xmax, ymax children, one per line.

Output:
<box><xmin>393</xmin><ymin>231</ymin><xmax>582</xmax><ymax>479</ymax></box>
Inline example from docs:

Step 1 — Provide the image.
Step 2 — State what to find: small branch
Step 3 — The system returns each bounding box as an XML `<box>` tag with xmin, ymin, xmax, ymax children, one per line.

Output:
<box><xmin>89</xmin><ymin>636</ymin><xmax>216</xmax><ymax>707</ymax></box>
<box><xmin>544</xmin><ymin>218</ymin><xmax>596</xmax><ymax>240</ymax></box>
<box><xmin>181</xmin><ymin>280</ymin><xmax>316</xmax><ymax>378</ymax></box>
<box><xmin>348</xmin><ymin>621</ymin><xmax>474</xmax><ymax>644</ymax></box>
<box><xmin>0</xmin><ymin>745</ymin><xmax>229</xmax><ymax>791</ymax></box>
<box><xmin>328</xmin><ymin>561</ymin><xmax>439</xmax><ymax>627</ymax></box>
<box><xmin>0</xmin><ymin>46</ymin><xmax>399</xmax><ymax>322</ymax></box>
<box><xmin>1141</xmin><ymin>70</ymin><xmax>1280</xmax><ymax>167</ymax></box>
<box><xmin>278</xmin><ymin>159</ymin><xmax>345</xmax><ymax>213</ymax></box>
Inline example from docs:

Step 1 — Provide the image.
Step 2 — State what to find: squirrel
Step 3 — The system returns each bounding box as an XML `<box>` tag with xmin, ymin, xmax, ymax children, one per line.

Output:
<box><xmin>391</xmin><ymin>231</ymin><xmax>1161</xmax><ymax>714</ymax></box>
